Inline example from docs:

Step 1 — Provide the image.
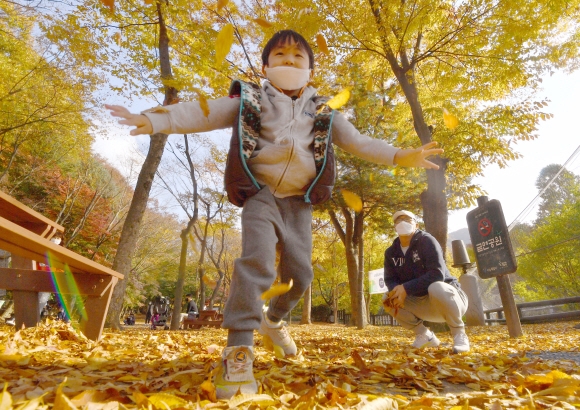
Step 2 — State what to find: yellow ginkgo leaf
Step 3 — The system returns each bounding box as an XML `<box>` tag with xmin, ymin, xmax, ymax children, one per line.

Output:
<box><xmin>197</xmin><ymin>91</ymin><xmax>210</xmax><ymax>118</ymax></box>
<box><xmin>113</xmin><ymin>32</ymin><xmax>121</xmax><ymax>46</ymax></box>
<box><xmin>443</xmin><ymin>108</ymin><xmax>459</xmax><ymax>130</ymax></box>
<box><xmin>366</xmin><ymin>77</ymin><xmax>374</xmax><ymax>91</ymax></box>
<box><xmin>260</xmin><ymin>279</ymin><xmax>293</xmax><ymax>300</ymax></box>
<box><xmin>143</xmin><ymin>0</ymin><xmax>153</xmax><ymax>4</ymax></box>
<box><xmin>253</xmin><ymin>18</ymin><xmax>272</xmax><ymax>28</ymax></box>
<box><xmin>53</xmin><ymin>379</ymin><xmax>77</xmax><ymax>410</ymax></box>
<box><xmin>148</xmin><ymin>393</ymin><xmax>187</xmax><ymax>409</ymax></box>
<box><xmin>0</xmin><ymin>383</ymin><xmax>12</xmax><ymax>410</ymax></box>
<box><xmin>101</xmin><ymin>0</ymin><xmax>114</xmax><ymax>12</ymax></box>
<box><xmin>316</xmin><ymin>34</ymin><xmax>329</xmax><ymax>55</ymax></box>
<box><xmin>326</xmin><ymin>88</ymin><xmax>351</xmax><ymax>110</ymax></box>
<box><xmin>341</xmin><ymin>189</ymin><xmax>363</xmax><ymax>212</ymax></box>
<box><xmin>202</xmin><ymin>275</ymin><xmax>217</xmax><ymax>288</ymax></box>
<box><xmin>143</xmin><ymin>106</ymin><xmax>169</xmax><ymax>114</ymax></box>
<box><xmin>369</xmin><ymin>173</ymin><xmax>374</xmax><ymax>182</ymax></box>
<box><xmin>217</xmin><ymin>0</ymin><xmax>229</xmax><ymax>10</ymax></box>
<box><xmin>215</xmin><ymin>23</ymin><xmax>234</xmax><ymax>66</ymax></box>
<box><xmin>200</xmin><ymin>379</ymin><xmax>217</xmax><ymax>402</ymax></box>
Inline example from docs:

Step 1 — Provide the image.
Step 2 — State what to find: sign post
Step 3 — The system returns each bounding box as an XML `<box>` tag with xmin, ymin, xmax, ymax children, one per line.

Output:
<box><xmin>466</xmin><ymin>196</ymin><xmax>523</xmax><ymax>337</ymax></box>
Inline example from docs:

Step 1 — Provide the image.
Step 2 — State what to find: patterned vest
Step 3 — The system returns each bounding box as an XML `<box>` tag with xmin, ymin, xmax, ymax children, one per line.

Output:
<box><xmin>224</xmin><ymin>80</ymin><xmax>336</xmax><ymax>207</ymax></box>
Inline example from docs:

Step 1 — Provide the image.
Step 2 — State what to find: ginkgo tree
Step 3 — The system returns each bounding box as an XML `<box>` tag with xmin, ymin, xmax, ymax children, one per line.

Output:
<box><xmin>273</xmin><ymin>0</ymin><xmax>579</xmax><ymax>254</ymax></box>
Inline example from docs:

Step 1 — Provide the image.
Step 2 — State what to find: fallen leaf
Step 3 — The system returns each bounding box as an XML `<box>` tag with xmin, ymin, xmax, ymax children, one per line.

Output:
<box><xmin>0</xmin><ymin>384</ymin><xmax>12</xmax><ymax>410</ymax></box>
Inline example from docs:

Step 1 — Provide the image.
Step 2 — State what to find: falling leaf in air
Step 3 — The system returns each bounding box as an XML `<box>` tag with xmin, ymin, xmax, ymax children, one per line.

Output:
<box><xmin>341</xmin><ymin>189</ymin><xmax>363</xmax><ymax>212</ymax></box>
<box><xmin>215</xmin><ymin>23</ymin><xmax>234</xmax><ymax>66</ymax></box>
<box><xmin>113</xmin><ymin>32</ymin><xmax>121</xmax><ymax>46</ymax></box>
<box><xmin>260</xmin><ymin>279</ymin><xmax>293</xmax><ymax>300</ymax></box>
<box><xmin>366</xmin><ymin>77</ymin><xmax>374</xmax><ymax>91</ymax></box>
<box><xmin>202</xmin><ymin>275</ymin><xmax>217</xmax><ymax>288</ymax></box>
<box><xmin>443</xmin><ymin>108</ymin><xmax>459</xmax><ymax>129</ymax></box>
<box><xmin>143</xmin><ymin>0</ymin><xmax>153</xmax><ymax>4</ymax></box>
<box><xmin>101</xmin><ymin>0</ymin><xmax>114</xmax><ymax>12</ymax></box>
<box><xmin>316</xmin><ymin>34</ymin><xmax>329</xmax><ymax>55</ymax></box>
<box><xmin>197</xmin><ymin>91</ymin><xmax>210</xmax><ymax>118</ymax></box>
<box><xmin>217</xmin><ymin>0</ymin><xmax>229</xmax><ymax>11</ymax></box>
<box><xmin>326</xmin><ymin>88</ymin><xmax>351</xmax><ymax>110</ymax></box>
<box><xmin>143</xmin><ymin>106</ymin><xmax>170</xmax><ymax>114</ymax></box>
<box><xmin>253</xmin><ymin>18</ymin><xmax>272</xmax><ymax>28</ymax></box>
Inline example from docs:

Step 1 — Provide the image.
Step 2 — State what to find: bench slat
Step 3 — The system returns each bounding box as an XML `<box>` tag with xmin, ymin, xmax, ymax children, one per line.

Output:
<box><xmin>0</xmin><ymin>190</ymin><xmax>64</xmax><ymax>237</ymax></box>
<box><xmin>0</xmin><ymin>215</ymin><xmax>123</xmax><ymax>279</ymax></box>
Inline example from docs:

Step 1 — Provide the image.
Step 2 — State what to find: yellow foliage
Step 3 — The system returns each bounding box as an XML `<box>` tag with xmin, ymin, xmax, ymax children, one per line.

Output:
<box><xmin>217</xmin><ymin>0</ymin><xmax>229</xmax><ymax>11</ymax></box>
<box><xmin>100</xmin><ymin>0</ymin><xmax>114</xmax><ymax>12</ymax></box>
<box><xmin>197</xmin><ymin>91</ymin><xmax>210</xmax><ymax>118</ymax></box>
<box><xmin>215</xmin><ymin>23</ymin><xmax>234</xmax><ymax>66</ymax></box>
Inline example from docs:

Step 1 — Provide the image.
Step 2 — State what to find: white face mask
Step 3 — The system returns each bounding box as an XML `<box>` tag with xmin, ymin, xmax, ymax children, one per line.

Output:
<box><xmin>395</xmin><ymin>221</ymin><xmax>416</xmax><ymax>236</ymax></box>
<box><xmin>265</xmin><ymin>66</ymin><xmax>311</xmax><ymax>91</ymax></box>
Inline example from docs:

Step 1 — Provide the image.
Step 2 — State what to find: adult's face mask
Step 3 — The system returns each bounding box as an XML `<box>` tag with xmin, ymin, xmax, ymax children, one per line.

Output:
<box><xmin>265</xmin><ymin>66</ymin><xmax>311</xmax><ymax>91</ymax></box>
<box><xmin>395</xmin><ymin>221</ymin><xmax>416</xmax><ymax>236</ymax></box>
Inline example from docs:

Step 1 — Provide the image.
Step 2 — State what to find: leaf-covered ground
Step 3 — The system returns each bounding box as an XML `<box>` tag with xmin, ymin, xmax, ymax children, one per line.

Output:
<box><xmin>1</xmin><ymin>321</ymin><xmax>580</xmax><ymax>409</ymax></box>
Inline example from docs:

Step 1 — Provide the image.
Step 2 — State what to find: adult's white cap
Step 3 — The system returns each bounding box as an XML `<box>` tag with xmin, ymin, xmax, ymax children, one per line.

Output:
<box><xmin>392</xmin><ymin>210</ymin><xmax>417</xmax><ymax>222</ymax></box>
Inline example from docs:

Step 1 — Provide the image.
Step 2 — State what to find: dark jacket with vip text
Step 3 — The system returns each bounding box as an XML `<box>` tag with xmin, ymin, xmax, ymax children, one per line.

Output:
<box><xmin>384</xmin><ymin>229</ymin><xmax>460</xmax><ymax>297</ymax></box>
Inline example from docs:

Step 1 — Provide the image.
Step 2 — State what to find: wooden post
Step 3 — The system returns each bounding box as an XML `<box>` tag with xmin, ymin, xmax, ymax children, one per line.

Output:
<box><xmin>496</xmin><ymin>274</ymin><xmax>523</xmax><ymax>337</ymax></box>
<box><xmin>11</xmin><ymin>254</ymin><xmax>40</xmax><ymax>329</ymax></box>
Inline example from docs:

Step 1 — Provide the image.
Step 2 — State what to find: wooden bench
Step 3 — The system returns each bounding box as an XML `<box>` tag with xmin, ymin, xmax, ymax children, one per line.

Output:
<box><xmin>182</xmin><ymin>309</ymin><xmax>223</xmax><ymax>329</ymax></box>
<box><xmin>484</xmin><ymin>296</ymin><xmax>580</xmax><ymax>324</ymax></box>
<box><xmin>0</xmin><ymin>190</ymin><xmax>123</xmax><ymax>340</ymax></box>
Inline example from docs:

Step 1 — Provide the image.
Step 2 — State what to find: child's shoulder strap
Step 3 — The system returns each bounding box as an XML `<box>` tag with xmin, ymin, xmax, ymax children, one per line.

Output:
<box><xmin>229</xmin><ymin>80</ymin><xmax>262</xmax><ymax>159</ymax></box>
<box><xmin>311</xmin><ymin>96</ymin><xmax>334</xmax><ymax>170</ymax></box>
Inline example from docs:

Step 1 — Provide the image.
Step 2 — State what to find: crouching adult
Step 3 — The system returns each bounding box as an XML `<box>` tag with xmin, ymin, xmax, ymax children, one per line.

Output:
<box><xmin>383</xmin><ymin>210</ymin><xmax>470</xmax><ymax>353</ymax></box>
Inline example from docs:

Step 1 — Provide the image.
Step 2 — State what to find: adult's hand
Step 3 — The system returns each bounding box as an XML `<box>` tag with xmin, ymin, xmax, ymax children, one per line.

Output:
<box><xmin>105</xmin><ymin>104</ymin><xmax>153</xmax><ymax>136</ymax></box>
<box><xmin>390</xmin><ymin>284</ymin><xmax>407</xmax><ymax>308</ymax></box>
<box><xmin>393</xmin><ymin>141</ymin><xmax>443</xmax><ymax>170</ymax></box>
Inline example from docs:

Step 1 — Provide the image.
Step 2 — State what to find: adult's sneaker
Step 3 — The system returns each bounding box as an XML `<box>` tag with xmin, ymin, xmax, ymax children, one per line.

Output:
<box><xmin>258</xmin><ymin>307</ymin><xmax>297</xmax><ymax>357</ymax></box>
<box><xmin>452</xmin><ymin>329</ymin><xmax>470</xmax><ymax>354</ymax></box>
<box><xmin>214</xmin><ymin>346</ymin><xmax>257</xmax><ymax>400</ymax></box>
<box><xmin>412</xmin><ymin>329</ymin><xmax>441</xmax><ymax>349</ymax></box>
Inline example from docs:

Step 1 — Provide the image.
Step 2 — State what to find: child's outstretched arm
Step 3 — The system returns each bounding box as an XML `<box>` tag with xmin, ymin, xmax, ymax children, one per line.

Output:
<box><xmin>105</xmin><ymin>105</ymin><xmax>153</xmax><ymax>136</ymax></box>
<box><xmin>393</xmin><ymin>141</ymin><xmax>443</xmax><ymax>170</ymax></box>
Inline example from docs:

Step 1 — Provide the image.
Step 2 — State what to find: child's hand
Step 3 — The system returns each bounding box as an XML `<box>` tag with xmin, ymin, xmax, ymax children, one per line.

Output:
<box><xmin>105</xmin><ymin>104</ymin><xmax>153</xmax><ymax>136</ymax></box>
<box><xmin>393</xmin><ymin>141</ymin><xmax>443</xmax><ymax>169</ymax></box>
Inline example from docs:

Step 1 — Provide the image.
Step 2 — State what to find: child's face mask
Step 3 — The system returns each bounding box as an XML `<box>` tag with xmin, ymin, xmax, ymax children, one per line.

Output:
<box><xmin>265</xmin><ymin>66</ymin><xmax>311</xmax><ymax>91</ymax></box>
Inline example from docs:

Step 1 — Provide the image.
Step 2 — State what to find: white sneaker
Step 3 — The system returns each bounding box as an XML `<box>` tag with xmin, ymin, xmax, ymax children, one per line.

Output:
<box><xmin>412</xmin><ymin>330</ymin><xmax>441</xmax><ymax>349</ymax></box>
<box><xmin>452</xmin><ymin>329</ymin><xmax>470</xmax><ymax>353</ymax></box>
<box><xmin>258</xmin><ymin>306</ymin><xmax>297</xmax><ymax>357</ymax></box>
<box><xmin>214</xmin><ymin>346</ymin><xmax>257</xmax><ymax>400</ymax></box>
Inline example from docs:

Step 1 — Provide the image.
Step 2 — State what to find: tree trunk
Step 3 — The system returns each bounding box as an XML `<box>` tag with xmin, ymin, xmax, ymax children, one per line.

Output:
<box><xmin>104</xmin><ymin>3</ymin><xmax>177</xmax><ymax>329</ymax></box>
<box><xmin>170</xmin><ymin>220</ymin><xmax>195</xmax><ymax>330</ymax></box>
<box><xmin>105</xmin><ymin>134</ymin><xmax>168</xmax><ymax>328</ymax></box>
<box><xmin>301</xmin><ymin>285</ymin><xmax>311</xmax><ymax>324</ymax></box>
<box><xmin>368</xmin><ymin>0</ymin><xmax>449</xmax><ymax>252</ymax></box>
<box><xmin>329</xmin><ymin>209</ymin><xmax>367</xmax><ymax>329</ymax></box>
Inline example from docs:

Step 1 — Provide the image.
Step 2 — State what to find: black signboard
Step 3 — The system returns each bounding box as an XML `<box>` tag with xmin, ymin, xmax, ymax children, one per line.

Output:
<box><xmin>466</xmin><ymin>198</ymin><xmax>517</xmax><ymax>279</ymax></box>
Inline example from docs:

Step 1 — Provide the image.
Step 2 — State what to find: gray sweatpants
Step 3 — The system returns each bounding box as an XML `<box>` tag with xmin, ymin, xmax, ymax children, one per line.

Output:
<box><xmin>385</xmin><ymin>282</ymin><xmax>468</xmax><ymax>334</ymax></box>
<box><xmin>223</xmin><ymin>188</ymin><xmax>313</xmax><ymax>346</ymax></box>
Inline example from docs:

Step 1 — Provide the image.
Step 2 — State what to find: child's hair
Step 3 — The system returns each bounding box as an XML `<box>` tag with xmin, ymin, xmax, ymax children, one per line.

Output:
<box><xmin>261</xmin><ymin>30</ymin><xmax>315</xmax><ymax>69</ymax></box>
